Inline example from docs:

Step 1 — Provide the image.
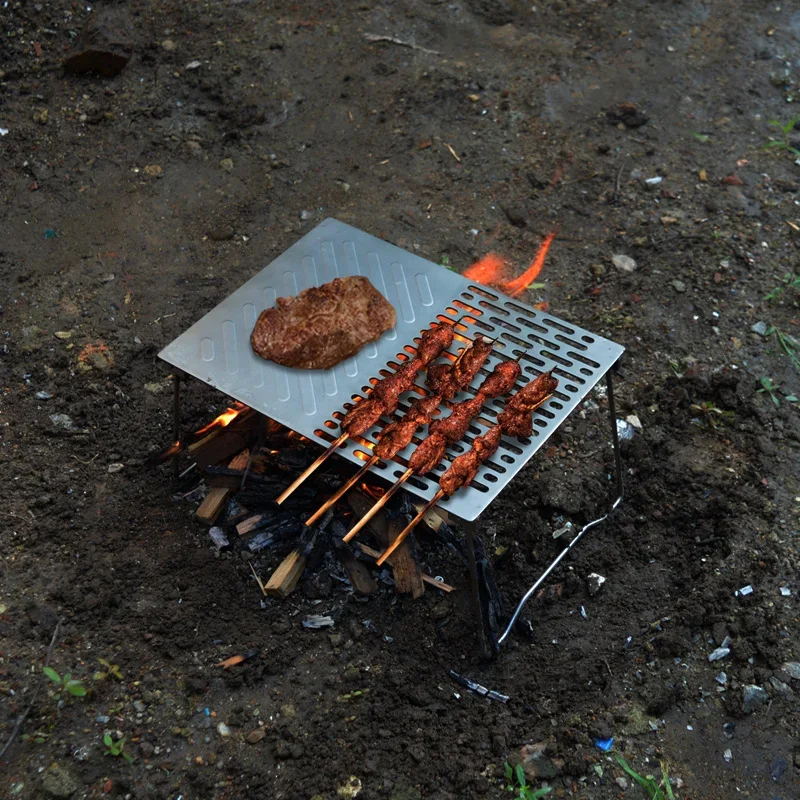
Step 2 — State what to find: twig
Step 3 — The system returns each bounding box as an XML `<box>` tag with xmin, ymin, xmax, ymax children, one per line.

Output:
<box><xmin>0</xmin><ymin>619</ymin><xmax>62</xmax><ymax>761</ymax></box>
<box><xmin>444</xmin><ymin>142</ymin><xmax>461</xmax><ymax>163</ymax></box>
<box><xmin>363</xmin><ymin>33</ymin><xmax>440</xmax><ymax>56</ymax></box>
<box><xmin>614</xmin><ymin>160</ymin><xmax>626</xmax><ymax>203</ymax></box>
<box><xmin>602</xmin><ymin>657</ymin><xmax>613</xmax><ymax>678</ymax></box>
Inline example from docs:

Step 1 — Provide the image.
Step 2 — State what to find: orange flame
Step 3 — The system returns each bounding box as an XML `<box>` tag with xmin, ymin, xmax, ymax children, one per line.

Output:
<box><xmin>463</xmin><ymin>230</ymin><xmax>557</xmax><ymax>298</ymax></box>
<box><xmin>194</xmin><ymin>406</ymin><xmax>242</xmax><ymax>436</ymax></box>
<box><xmin>462</xmin><ymin>252</ymin><xmax>510</xmax><ymax>287</ymax></box>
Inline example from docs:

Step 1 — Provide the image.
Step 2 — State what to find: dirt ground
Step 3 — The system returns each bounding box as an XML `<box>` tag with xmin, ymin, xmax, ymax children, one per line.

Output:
<box><xmin>2</xmin><ymin>1</ymin><xmax>800</xmax><ymax>798</ymax></box>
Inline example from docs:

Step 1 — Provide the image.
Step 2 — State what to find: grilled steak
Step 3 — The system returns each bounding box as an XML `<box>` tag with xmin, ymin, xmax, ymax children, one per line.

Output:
<box><xmin>250</xmin><ymin>276</ymin><xmax>396</xmax><ymax>370</ymax></box>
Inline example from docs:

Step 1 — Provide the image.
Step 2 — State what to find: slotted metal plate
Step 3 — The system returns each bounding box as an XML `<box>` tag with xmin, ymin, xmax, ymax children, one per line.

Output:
<box><xmin>160</xmin><ymin>218</ymin><xmax>623</xmax><ymax>521</ymax></box>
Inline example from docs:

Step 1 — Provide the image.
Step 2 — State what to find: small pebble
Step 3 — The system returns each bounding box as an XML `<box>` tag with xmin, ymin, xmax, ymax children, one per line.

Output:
<box><xmin>216</xmin><ymin>722</ymin><xmax>231</xmax><ymax>738</ymax></box>
<box><xmin>708</xmin><ymin>647</ymin><xmax>730</xmax><ymax>662</ymax></box>
<box><xmin>300</xmin><ymin>209</ymin><xmax>313</xmax><ymax>221</ymax></box>
<box><xmin>35</xmin><ymin>391</ymin><xmax>52</xmax><ymax>400</ymax></box>
<box><xmin>108</xmin><ymin>463</ymin><xmax>124</xmax><ymax>474</ymax></box>
<box><xmin>723</xmin><ymin>748</ymin><xmax>732</xmax><ymax>762</ymax></box>
<box><xmin>615</xmin><ymin>776</ymin><xmax>628</xmax><ymax>790</ymax></box>
<box><xmin>611</xmin><ymin>253</ymin><xmax>637</xmax><ymax>273</ymax></box>
<box><xmin>671</xmin><ymin>279</ymin><xmax>686</xmax><ymax>293</ymax></box>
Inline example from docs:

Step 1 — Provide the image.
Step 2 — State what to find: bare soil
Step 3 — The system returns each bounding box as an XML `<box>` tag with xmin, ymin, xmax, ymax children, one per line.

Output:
<box><xmin>2</xmin><ymin>2</ymin><xmax>800</xmax><ymax>799</ymax></box>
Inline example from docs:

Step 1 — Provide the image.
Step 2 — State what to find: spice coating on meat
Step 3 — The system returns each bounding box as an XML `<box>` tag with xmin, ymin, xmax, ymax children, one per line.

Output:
<box><xmin>429</xmin><ymin>394</ymin><xmax>485</xmax><ymax>442</ymax></box>
<box><xmin>250</xmin><ymin>277</ymin><xmax>396</xmax><ymax>370</ymax></box>
<box><xmin>373</xmin><ymin>358</ymin><xmax>421</xmax><ymax>407</ymax></box>
<box><xmin>374</xmin><ymin>395</ymin><xmax>440</xmax><ymax>460</ymax></box>
<box><xmin>497</xmin><ymin>372</ymin><xmax>559</xmax><ymax>438</ymax></box>
<box><xmin>340</xmin><ymin>398</ymin><xmax>385</xmax><ymax>437</ymax></box>
<box><xmin>477</xmin><ymin>359</ymin><xmax>521</xmax><ymax>398</ymax></box>
<box><xmin>408</xmin><ymin>434</ymin><xmax>448</xmax><ymax>475</ymax></box>
<box><xmin>426</xmin><ymin>337</ymin><xmax>493</xmax><ymax>400</ymax></box>
<box><xmin>416</xmin><ymin>324</ymin><xmax>454</xmax><ymax>365</ymax></box>
<box><xmin>439</xmin><ymin>425</ymin><xmax>503</xmax><ymax>496</ymax></box>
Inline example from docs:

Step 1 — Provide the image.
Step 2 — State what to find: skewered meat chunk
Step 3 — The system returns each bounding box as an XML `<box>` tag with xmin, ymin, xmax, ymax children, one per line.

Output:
<box><xmin>439</xmin><ymin>425</ymin><xmax>503</xmax><ymax>496</ymax></box>
<box><xmin>339</xmin><ymin>322</ymin><xmax>454</xmax><ymax>436</ymax></box>
<box><xmin>428</xmin><ymin>394</ymin><xmax>485</xmax><ymax>442</ymax></box>
<box><xmin>497</xmin><ymin>371</ymin><xmax>558</xmax><ymax>438</ymax></box>
<box><xmin>416</xmin><ymin>323</ymin><xmax>455</xmax><ymax>364</ymax></box>
<box><xmin>340</xmin><ymin>398</ymin><xmax>385</xmax><ymax>437</ymax></box>
<box><xmin>426</xmin><ymin>337</ymin><xmax>493</xmax><ymax>400</ymax></box>
<box><xmin>375</xmin><ymin>395</ymin><xmax>440</xmax><ymax>460</ymax></box>
<box><xmin>372</xmin><ymin>358</ymin><xmax>421</xmax><ymax>407</ymax></box>
<box><xmin>408</xmin><ymin>434</ymin><xmax>448</xmax><ymax>475</ymax></box>
<box><xmin>478</xmin><ymin>359</ymin><xmax>521</xmax><ymax>398</ymax></box>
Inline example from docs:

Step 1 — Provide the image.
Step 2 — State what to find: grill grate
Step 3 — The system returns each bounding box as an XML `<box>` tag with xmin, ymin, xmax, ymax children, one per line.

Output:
<box><xmin>159</xmin><ymin>219</ymin><xmax>623</xmax><ymax>521</ymax></box>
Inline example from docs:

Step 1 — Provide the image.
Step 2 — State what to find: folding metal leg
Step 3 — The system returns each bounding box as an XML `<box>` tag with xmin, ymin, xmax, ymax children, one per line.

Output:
<box><xmin>495</xmin><ymin>367</ymin><xmax>624</xmax><ymax>648</ymax></box>
<box><xmin>172</xmin><ymin>370</ymin><xmax>182</xmax><ymax>483</ymax></box>
<box><xmin>463</xmin><ymin>518</ymin><xmax>493</xmax><ymax>660</ymax></box>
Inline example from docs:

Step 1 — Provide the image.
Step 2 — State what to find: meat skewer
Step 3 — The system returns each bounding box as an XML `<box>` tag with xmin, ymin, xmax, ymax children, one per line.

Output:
<box><xmin>375</xmin><ymin>371</ymin><xmax>558</xmax><ymax>565</ymax></box>
<box><xmin>275</xmin><ymin>322</ymin><xmax>454</xmax><ymax>506</ymax></box>
<box><xmin>342</xmin><ymin>357</ymin><xmax>521</xmax><ymax>543</ymax></box>
<box><xmin>303</xmin><ymin>394</ymin><xmax>440</xmax><ymax>527</ymax></box>
<box><xmin>301</xmin><ymin>333</ymin><xmax>496</xmax><ymax>521</ymax></box>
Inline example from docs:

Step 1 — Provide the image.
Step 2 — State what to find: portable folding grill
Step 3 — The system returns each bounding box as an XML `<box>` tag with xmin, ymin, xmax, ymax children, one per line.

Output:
<box><xmin>159</xmin><ymin>219</ymin><xmax>625</xmax><ymax>656</ymax></box>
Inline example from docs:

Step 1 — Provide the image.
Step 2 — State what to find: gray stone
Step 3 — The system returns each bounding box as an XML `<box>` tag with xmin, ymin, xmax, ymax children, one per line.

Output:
<box><xmin>611</xmin><ymin>254</ymin><xmax>637</xmax><ymax>273</ymax></box>
<box><xmin>742</xmin><ymin>684</ymin><xmax>769</xmax><ymax>713</ymax></box>
<box><xmin>49</xmin><ymin>414</ymin><xmax>75</xmax><ymax>431</ymax></box>
<box><xmin>708</xmin><ymin>647</ymin><xmax>730</xmax><ymax>662</ymax></box>
<box><xmin>671</xmin><ymin>280</ymin><xmax>686</xmax><ymax>293</ymax></box>
<box><xmin>750</xmin><ymin>321</ymin><xmax>769</xmax><ymax>336</ymax></box>
<box><xmin>615</xmin><ymin>776</ymin><xmax>628</xmax><ymax>790</ymax></box>
<box><xmin>781</xmin><ymin>662</ymin><xmax>800</xmax><ymax>680</ymax></box>
<box><xmin>138</xmin><ymin>740</ymin><xmax>155</xmax><ymax>758</ymax></box>
<box><xmin>587</xmin><ymin>573</ymin><xmax>606</xmax><ymax>596</ymax></box>
<box><xmin>133</xmin><ymin>699</ymin><xmax>147</xmax><ymax>713</ymax></box>
<box><xmin>42</xmin><ymin>763</ymin><xmax>78</xmax><ymax>798</ymax></box>
<box><xmin>518</xmin><ymin>742</ymin><xmax>563</xmax><ymax>780</ymax></box>
<box><xmin>209</xmin><ymin>225</ymin><xmax>234</xmax><ymax>242</ymax></box>
<box><xmin>769</xmin><ymin>676</ymin><xmax>793</xmax><ymax>698</ymax></box>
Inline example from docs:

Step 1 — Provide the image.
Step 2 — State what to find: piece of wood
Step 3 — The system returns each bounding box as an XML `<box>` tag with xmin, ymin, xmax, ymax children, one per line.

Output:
<box><xmin>413</xmin><ymin>501</ymin><xmax>452</xmax><ymax>534</ymax></box>
<box><xmin>335</xmin><ymin>542</ymin><xmax>378</xmax><ymax>596</ymax></box>
<box><xmin>357</xmin><ymin>543</ymin><xmax>454</xmax><ymax>593</ymax></box>
<box><xmin>236</xmin><ymin>513</ymin><xmax>268</xmax><ymax>536</ymax></box>
<box><xmin>264</xmin><ymin>549</ymin><xmax>306</xmax><ymax>598</ymax></box>
<box><xmin>196</xmin><ymin>450</ymin><xmax>249</xmax><ymax>524</ymax></box>
<box><xmin>347</xmin><ymin>492</ymin><xmax>424</xmax><ymax>598</ymax></box>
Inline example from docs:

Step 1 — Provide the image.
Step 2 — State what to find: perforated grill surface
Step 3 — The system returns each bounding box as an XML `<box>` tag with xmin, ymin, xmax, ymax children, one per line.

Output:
<box><xmin>159</xmin><ymin>218</ymin><xmax>624</xmax><ymax>520</ymax></box>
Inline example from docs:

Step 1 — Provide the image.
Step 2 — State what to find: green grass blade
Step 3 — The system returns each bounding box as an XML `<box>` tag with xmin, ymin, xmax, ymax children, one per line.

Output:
<box><xmin>66</xmin><ymin>682</ymin><xmax>86</xmax><ymax>697</ymax></box>
<box><xmin>661</xmin><ymin>763</ymin><xmax>675</xmax><ymax>800</ymax></box>
<box><xmin>42</xmin><ymin>667</ymin><xmax>61</xmax><ymax>684</ymax></box>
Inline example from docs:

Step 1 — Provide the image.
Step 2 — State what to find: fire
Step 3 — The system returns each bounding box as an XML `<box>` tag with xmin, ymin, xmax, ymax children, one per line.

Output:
<box><xmin>462</xmin><ymin>252</ymin><xmax>510</xmax><ymax>287</ymax></box>
<box><xmin>194</xmin><ymin>405</ymin><xmax>243</xmax><ymax>435</ymax></box>
<box><xmin>463</xmin><ymin>230</ymin><xmax>557</xmax><ymax>299</ymax></box>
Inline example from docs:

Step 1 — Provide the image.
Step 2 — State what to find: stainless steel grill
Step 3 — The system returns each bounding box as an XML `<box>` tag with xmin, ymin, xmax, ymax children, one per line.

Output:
<box><xmin>159</xmin><ymin>218</ymin><xmax>624</xmax><ymax>521</ymax></box>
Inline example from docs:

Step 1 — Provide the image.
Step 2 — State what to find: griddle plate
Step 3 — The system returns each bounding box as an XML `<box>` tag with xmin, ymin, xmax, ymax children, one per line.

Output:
<box><xmin>159</xmin><ymin>219</ymin><xmax>623</xmax><ymax>520</ymax></box>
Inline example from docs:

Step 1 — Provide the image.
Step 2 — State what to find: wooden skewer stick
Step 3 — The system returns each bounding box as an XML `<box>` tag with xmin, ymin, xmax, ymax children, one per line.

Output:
<box><xmin>304</xmin><ymin>454</ymin><xmax>380</xmax><ymax>527</ymax></box>
<box><xmin>274</xmin><ymin>431</ymin><xmax>348</xmax><ymax>505</ymax></box>
<box><xmin>376</xmin><ymin>489</ymin><xmax>444</xmax><ymax>566</ymax></box>
<box><xmin>342</xmin><ymin>467</ymin><xmax>413</xmax><ymax>542</ymax></box>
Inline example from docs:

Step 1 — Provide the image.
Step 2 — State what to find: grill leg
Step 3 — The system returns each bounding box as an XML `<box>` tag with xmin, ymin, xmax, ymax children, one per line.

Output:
<box><xmin>464</xmin><ymin>519</ymin><xmax>492</xmax><ymax>661</ymax></box>
<box><xmin>172</xmin><ymin>370</ymin><xmax>182</xmax><ymax>484</ymax></box>
<box><xmin>495</xmin><ymin>363</ymin><xmax>625</xmax><ymax>647</ymax></box>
